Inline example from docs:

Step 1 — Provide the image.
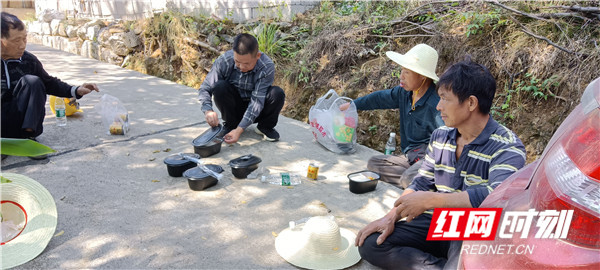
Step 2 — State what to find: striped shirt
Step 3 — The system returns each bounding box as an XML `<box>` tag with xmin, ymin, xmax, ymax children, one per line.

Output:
<box><xmin>198</xmin><ymin>50</ymin><xmax>275</xmax><ymax>129</ymax></box>
<box><xmin>407</xmin><ymin>117</ymin><xmax>526</xmax><ymax>207</ymax></box>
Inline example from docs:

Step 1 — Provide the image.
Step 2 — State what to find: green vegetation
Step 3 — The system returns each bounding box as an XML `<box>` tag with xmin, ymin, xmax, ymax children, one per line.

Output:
<box><xmin>255</xmin><ymin>23</ymin><xmax>291</xmax><ymax>58</ymax></box>
<box><xmin>458</xmin><ymin>10</ymin><xmax>509</xmax><ymax>37</ymax></box>
<box><xmin>391</xmin><ymin>68</ymin><xmax>402</xmax><ymax>79</ymax></box>
<box><xmin>493</xmin><ymin>74</ymin><xmax>560</xmax><ymax>121</ymax></box>
<box><xmin>515</xmin><ymin>74</ymin><xmax>559</xmax><ymax>101</ymax></box>
<box><xmin>0</xmin><ymin>138</ymin><xmax>56</xmax><ymax>157</ymax></box>
<box><xmin>0</xmin><ymin>138</ymin><xmax>55</xmax><ymax>183</ymax></box>
<box><xmin>368</xmin><ymin>125</ymin><xmax>378</xmax><ymax>134</ymax></box>
<box><xmin>298</xmin><ymin>65</ymin><xmax>311</xmax><ymax>84</ymax></box>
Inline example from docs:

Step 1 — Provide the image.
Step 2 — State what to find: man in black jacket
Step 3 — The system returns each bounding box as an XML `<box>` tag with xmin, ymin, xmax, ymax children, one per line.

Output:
<box><xmin>1</xmin><ymin>12</ymin><xmax>99</xmax><ymax>141</ymax></box>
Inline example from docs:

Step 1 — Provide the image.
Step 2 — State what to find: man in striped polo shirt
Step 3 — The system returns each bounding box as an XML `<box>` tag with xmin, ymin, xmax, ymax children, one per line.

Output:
<box><xmin>355</xmin><ymin>58</ymin><xmax>526</xmax><ymax>269</ymax></box>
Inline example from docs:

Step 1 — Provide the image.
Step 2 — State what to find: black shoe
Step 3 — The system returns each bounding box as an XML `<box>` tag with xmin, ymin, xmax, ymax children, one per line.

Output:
<box><xmin>1</xmin><ymin>154</ymin><xmax>7</xmax><ymax>161</ymax></box>
<box><xmin>255</xmin><ymin>127</ymin><xmax>280</xmax><ymax>142</ymax></box>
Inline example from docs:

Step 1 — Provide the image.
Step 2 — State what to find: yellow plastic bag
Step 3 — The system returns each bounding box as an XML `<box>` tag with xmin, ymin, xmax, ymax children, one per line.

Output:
<box><xmin>49</xmin><ymin>96</ymin><xmax>82</xmax><ymax>116</ymax></box>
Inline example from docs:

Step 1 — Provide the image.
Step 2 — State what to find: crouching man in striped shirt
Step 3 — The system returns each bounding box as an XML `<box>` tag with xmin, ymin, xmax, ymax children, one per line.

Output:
<box><xmin>355</xmin><ymin>58</ymin><xmax>526</xmax><ymax>270</ymax></box>
<box><xmin>198</xmin><ymin>33</ymin><xmax>285</xmax><ymax>143</ymax></box>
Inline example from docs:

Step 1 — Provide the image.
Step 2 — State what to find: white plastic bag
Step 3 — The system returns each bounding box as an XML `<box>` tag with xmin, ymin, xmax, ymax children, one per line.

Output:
<box><xmin>309</xmin><ymin>89</ymin><xmax>358</xmax><ymax>154</ymax></box>
<box><xmin>94</xmin><ymin>94</ymin><xmax>129</xmax><ymax>135</ymax></box>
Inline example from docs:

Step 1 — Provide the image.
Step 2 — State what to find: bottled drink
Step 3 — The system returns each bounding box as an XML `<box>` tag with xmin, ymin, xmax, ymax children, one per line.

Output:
<box><xmin>247</xmin><ymin>166</ymin><xmax>269</xmax><ymax>179</ymax></box>
<box><xmin>55</xmin><ymin>97</ymin><xmax>67</xmax><ymax>126</ymax></box>
<box><xmin>261</xmin><ymin>173</ymin><xmax>302</xmax><ymax>186</ymax></box>
<box><xmin>384</xmin><ymin>132</ymin><xmax>396</xmax><ymax>155</ymax></box>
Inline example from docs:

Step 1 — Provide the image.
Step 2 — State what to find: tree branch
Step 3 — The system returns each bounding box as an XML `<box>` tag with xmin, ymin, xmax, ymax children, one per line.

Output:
<box><xmin>351</xmin><ymin>0</ymin><xmax>458</xmax><ymax>33</ymax></box>
<box><xmin>547</xmin><ymin>89</ymin><xmax>568</xmax><ymax>102</ymax></box>
<box><xmin>489</xmin><ymin>1</ymin><xmax>585</xmax><ymax>56</ymax></box>
<box><xmin>506</xmin><ymin>13</ymin><xmax>578</xmax><ymax>56</ymax></box>
<box><xmin>402</xmin><ymin>20</ymin><xmax>438</xmax><ymax>35</ymax></box>
<box><xmin>543</xmin><ymin>5</ymin><xmax>600</xmax><ymax>20</ymax></box>
<box><xmin>393</xmin><ymin>25</ymin><xmax>426</xmax><ymax>36</ymax></box>
<box><xmin>183</xmin><ymin>37</ymin><xmax>220</xmax><ymax>54</ymax></box>
<box><xmin>488</xmin><ymin>0</ymin><xmax>572</xmax><ymax>44</ymax></box>
<box><xmin>544</xmin><ymin>5</ymin><xmax>600</xmax><ymax>13</ymax></box>
<box><xmin>563</xmin><ymin>5</ymin><xmax>600</xmax><ymax>14</ymax></box>
<box><xmin>487</xmin><ymin>0</ymin><xmax>553</xmax><ymax>23</ymax></box>
<box><xmin>536</xmin><ymin>12</ymin><xmax>588</xmax><ymax>21</ymax></box>
<box><xmin>368</xmin><ymin>34</ymin><xmax>436</xmax><ymax>39</ymax></box>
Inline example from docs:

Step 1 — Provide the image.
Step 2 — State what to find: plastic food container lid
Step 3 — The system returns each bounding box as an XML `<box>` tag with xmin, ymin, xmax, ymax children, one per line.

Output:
<box><xmin>348</xmin><ymin>171</ymin><xmax>380</xmax><ymax>182</ymax></box>
<box><xmin>228</xmin><ymin>154</ymin><xmax>262</xmax><ymax>169</ymax></box>
<box><xmin>163</xmin><ymin>153</ymin><xmax>200</xmax><ymax>167</ymax></box>
<box><xmin>183</xmin><ymin>165</ymin><xmax>224</xmax><ymax>180</ymax></box>
<box><xmin>192</xmin><ymin>124</ymin><xmax>224</xmax><ymax>147</ymax></box>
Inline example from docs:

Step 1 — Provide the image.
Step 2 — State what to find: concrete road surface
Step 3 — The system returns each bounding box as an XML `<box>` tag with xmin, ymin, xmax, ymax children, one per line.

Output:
<box><xmin>1</xmin><ymin>44</ymin><xmax>402</xmax><ymax>269</ymax></box>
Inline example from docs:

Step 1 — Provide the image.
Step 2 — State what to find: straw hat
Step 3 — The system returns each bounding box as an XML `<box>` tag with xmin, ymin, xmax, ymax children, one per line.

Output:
<box><xmin>0</xmin><ymin>173</ymin><xmax>57</xmax><ymax>269</ymax></box>
<box><xmin>386</xmin><ymin>43</ymin><xmax>439</xmax><ymax>82</ymax></box>
<box><xmin>275</xmin><ymin>216</ymin><xmax>361</xmax><ymax>270</ymax></box>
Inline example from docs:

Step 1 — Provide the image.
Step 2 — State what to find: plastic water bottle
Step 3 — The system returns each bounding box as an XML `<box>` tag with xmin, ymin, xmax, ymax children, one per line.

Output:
<box><xmin>385</xmin><ymin>132</ymin><xmax>396</xmax><ymax>155</ymax></box>
<box><xmin>261</xmin><ymin>173</ymin><xmax>302</xmax><ymax>186</ymax></box>
<box><xmin>247</xmin><ymin>166</ymin><xmax>269</xmax><ymax>179</ymax></box>
<box><xmin>55</xmin><ymin>97</ymin><xmax>67</xmax><ymax>126</ymax></box>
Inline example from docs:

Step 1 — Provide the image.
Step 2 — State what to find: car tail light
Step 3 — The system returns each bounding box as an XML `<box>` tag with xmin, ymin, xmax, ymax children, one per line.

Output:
<box><xmin>530</xmin><ymin>79</ymin><xmax>600</xmax><ymax>249</ymax></box>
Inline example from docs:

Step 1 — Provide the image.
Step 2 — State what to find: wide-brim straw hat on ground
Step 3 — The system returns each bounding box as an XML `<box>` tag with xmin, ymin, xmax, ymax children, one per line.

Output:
<box><xmin>275</xmin><ymin>216</ymin><xmax>361</xmax><ymax>270</ymax></box>
<box><xmin>386</xmin><ymin>43</ymin><xmax>439</xmax><ymax>82</ymax></box>
<box><xmin>0</xmin><ymin>173</ymin><xmax>57</xmax><ymax>269</ymax></box>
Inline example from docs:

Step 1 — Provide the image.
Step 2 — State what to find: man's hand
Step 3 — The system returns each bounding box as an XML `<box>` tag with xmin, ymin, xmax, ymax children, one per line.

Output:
<box><xmin>354</xmin><ymin>189</ymin><xmax>417</xmax><ymax>247</ymax></box>
<box><xmin>205</xmin><ymin>111</ymin><xmax>219</xmax><ymax>127</ymax></box>
<box><xmin>339</xmin><ymin>102</ymin><xmax>351</xmax><ymax>111</ymax></box>
<box><xmin>76</xmin><ymin>83</ymin><xmax>100</xmax><ymax>96</ymax></box>
<box><xmin>223</xmin><ymin>127</ymin><xmax>244</xmax><ymax>144</ymax></box>
<box><xmin>355</xmin><ymin>212</ymin><xmax>398</xmax><ymax>247</ymax></box>
<box><xmin>393</xmin><ymin>191</ymin><xmax>435</xmax><ymax>222</ymax></box>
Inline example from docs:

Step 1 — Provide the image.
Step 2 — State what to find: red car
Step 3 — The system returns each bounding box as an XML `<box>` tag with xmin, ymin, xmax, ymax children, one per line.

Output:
<box><xmin>460</xmin><ymin>77</ymin><xmax>600</xmax><ymax>269</ymax></box>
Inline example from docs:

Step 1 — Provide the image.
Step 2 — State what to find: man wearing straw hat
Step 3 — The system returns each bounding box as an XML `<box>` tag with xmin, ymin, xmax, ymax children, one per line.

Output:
<box><xmin>355</xmin><ymin>58</ymin><xmax>526</xmax><ymax>269</ymax></box>
<box><xmin>341</xmin><ymin>43</ymin><xmax>443</xmax><ymax>190</ymax></box>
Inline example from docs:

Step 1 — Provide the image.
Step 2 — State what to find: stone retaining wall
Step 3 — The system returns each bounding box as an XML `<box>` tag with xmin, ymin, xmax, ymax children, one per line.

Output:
<box><xmin>26</xmin><ymin>1</ymin><xmax>316</xmax><ymax>67</ymax></box>
<box><xmin>25</xmin><ymin>14</ymin><xmax>296</xmax><ymax>70</ymax></box>
<box><xmin>27</xmin><ymin>18</ymin><xmax>143</xmax><ymax>67</ymax></box>
<box><xmin>35</xmin><ymin>0</ymin><xmax>318</xmax><ymax>22</ymax></box>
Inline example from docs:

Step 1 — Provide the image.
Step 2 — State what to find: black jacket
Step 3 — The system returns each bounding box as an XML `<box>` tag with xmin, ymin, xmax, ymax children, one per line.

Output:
<box><xmin>1</xmin><ymin>50</ymin><xmax>78</xmax><ymax>105</ymax></box>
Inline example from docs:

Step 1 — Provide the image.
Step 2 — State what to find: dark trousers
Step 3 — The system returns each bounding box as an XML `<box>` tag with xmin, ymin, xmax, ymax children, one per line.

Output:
<box><xmin>212</xmin><ymin>80</ymin><xmax>285</xmax><ymax>130</ymax></box>
<box><xmin>1</xmin><ymin>75</ymin><xmax>47</xmax><ymax>138</ymax></box>
<box><xmin>367</xmin><ymin>155</ymin><xmax>423</xmax><ymax>189</ymax></box>
<box><xmin>358</xmin><ymin>214</ymin><xmax>461</xmax><ymax>270</ymax></box>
